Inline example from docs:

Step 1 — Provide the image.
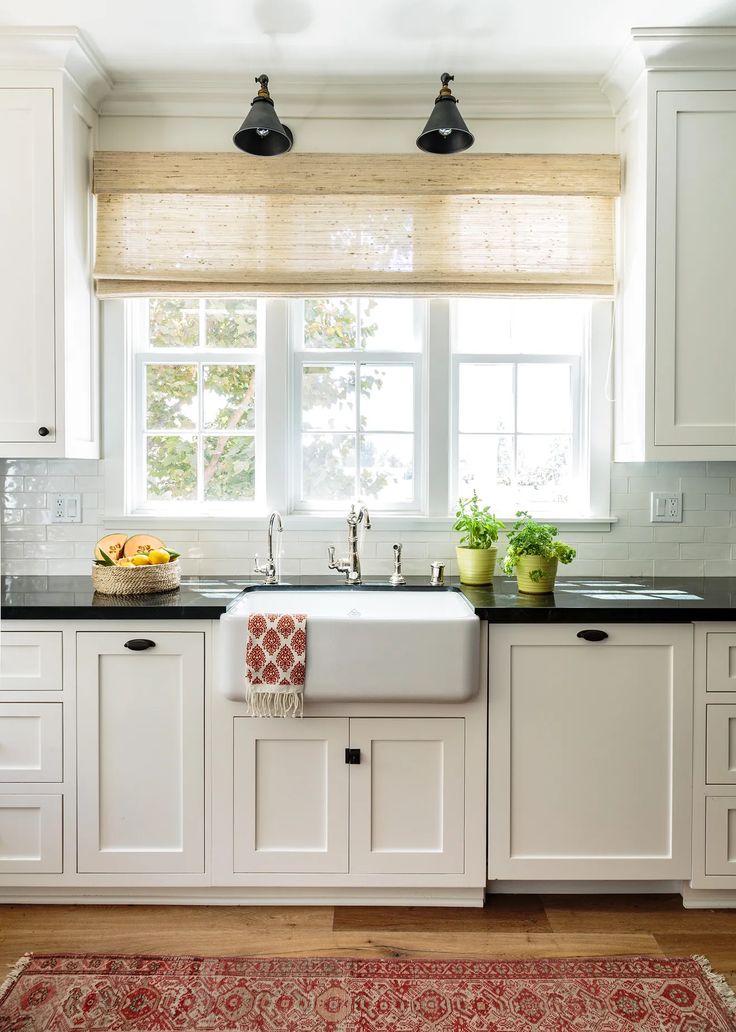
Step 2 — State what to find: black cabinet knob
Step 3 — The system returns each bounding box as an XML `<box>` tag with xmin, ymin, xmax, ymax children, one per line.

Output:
<box><xmin>345</xmin><ymin>748</ymin><xmax>361</xmax><ymax>765</ymax></box>
<box><xmin>38</xmin><ymin>426</ymin><xmax>50</xmax><ymax>437</ymax></box>
<box><xmin>576</xmin><ymin>629</ymin><xmax>608</xmax><ymax>642</ymax></box>
<box><xmin>123</xmin><ymin>639</ymin><xmax>157</xmax><ymax>651</ymax></box>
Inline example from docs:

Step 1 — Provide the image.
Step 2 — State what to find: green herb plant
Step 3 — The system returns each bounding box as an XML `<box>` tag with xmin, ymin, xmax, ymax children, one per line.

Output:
<box><xmin>501</xmin><ymin>510</ymin><xmax>576</xmax><ymax>582</ymax></box>
<box><xmin>453</xmin><ymin>491</ymin><xmax>505</xmax><ymax>550</ymax></box>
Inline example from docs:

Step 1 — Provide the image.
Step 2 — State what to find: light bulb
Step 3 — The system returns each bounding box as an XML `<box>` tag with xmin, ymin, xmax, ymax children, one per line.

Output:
<box><xmin>438</xmin><ymin>128</ymin><xmax>453</xmax><ymax>137</ymax></box>
<box><xmin>256</xmin><ymin>128</ymin><xmax>270</xmax><ymax>137</ymax></box>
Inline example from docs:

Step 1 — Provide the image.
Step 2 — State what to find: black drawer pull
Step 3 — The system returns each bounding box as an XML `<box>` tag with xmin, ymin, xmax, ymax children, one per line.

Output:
<box><xmin>577</xmin><ymin>629</ymin><xmax>608</xmax><ymax>643</ymax></box>
<box><xmin>345</xmin><ymin>748</ymin><xmax>361</xmax><ymax>765</ymax></box>
<box><xmin>124</xmin><ymin>638</ymin><xmax>157</xmax><ymax>651</ymax></box>
<box><xmin>38</xmin><ymin>426</ymin><xmax>50</xmax><ymax>437</ymax></box>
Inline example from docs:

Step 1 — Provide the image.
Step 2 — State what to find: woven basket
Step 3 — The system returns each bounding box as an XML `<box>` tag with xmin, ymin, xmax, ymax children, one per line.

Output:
<box><xmin>91</xmin><ymin>559</ymin><xmax>181</xmax><ymax>596</ymax></box>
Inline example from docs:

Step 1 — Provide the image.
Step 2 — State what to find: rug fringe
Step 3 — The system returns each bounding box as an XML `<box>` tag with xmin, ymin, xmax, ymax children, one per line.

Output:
<box><xmin>0</xmin><ymin>954</ymin><xmax>31</xmax><ymax>1005</ymax></box>
<box><xmin>693</xmin><ymin>954</ymin><xmax>736</xmax><ymax>1017</ymax></box>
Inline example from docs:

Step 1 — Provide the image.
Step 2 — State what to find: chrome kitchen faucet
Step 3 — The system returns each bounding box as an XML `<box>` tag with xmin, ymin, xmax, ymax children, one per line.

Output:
<box><xmin>328</xmin><ymin>504</ymin><xmax>371</xmax><ymax>584</ymax></box>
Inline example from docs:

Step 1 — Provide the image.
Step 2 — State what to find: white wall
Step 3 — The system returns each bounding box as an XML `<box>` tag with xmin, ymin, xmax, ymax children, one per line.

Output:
<box><xmin>4</xmin><ymin>109</ymin><xmax>736</xmax><ymax>579</ymax></box>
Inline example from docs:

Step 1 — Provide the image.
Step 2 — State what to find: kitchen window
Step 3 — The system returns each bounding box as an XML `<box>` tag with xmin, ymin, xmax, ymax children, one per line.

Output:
<box><xmin>115</xmin><ymin>296</ymin><xmax>610</xmax><ymax>521</ymax></box>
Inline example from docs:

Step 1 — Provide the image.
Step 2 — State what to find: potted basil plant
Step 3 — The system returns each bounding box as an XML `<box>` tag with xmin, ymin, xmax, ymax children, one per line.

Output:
<box><xmin>453</xmin><ymin>491</ymin><xmax>504</xmax><ymax>585</ymax></box>
<box><xmin>502</xmin><ymin>510</ymin><xmax>576</xmax><ymax>593</ymax></box>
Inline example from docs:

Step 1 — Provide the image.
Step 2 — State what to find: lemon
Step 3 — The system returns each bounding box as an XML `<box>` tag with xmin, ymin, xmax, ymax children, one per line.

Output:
<box><xmin>131</xmin><ymin>554</ymin><xmax>151</xmax><ymax>566</ymax></box>
<box><xmin>116</xmin><ymin>558</ymin><xmax>134</xmax><ymax>567</ymax></box>
<box><xmin>148</xmin><ymin>548</ymin><xmax>171</xmax><ymax>565</ymax></box>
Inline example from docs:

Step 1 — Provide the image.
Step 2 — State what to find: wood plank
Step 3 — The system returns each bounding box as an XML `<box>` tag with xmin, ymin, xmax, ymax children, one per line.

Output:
<box><xmin>93</xmin><ymin>152</ymin><xmax>622</xmax><ymax>197</ymax></box>
<box><xmin>543</xmin><ymin>894</ymin><xmax>736</xmax><ymax>934</ymax></box>
<box><xmin>333</xmin><ymin>898</ymin><xmax>551</xmax><ymax>933</ymax></box>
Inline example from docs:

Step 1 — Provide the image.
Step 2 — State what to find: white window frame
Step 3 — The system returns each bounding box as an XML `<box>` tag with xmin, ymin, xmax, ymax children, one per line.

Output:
<box><xmin>103</xmin><ymin>297</ymin><xmax>612</xmax><ymax>528</ymax></box>
<box><xmin>124</xmin><ymin>298</ymin><xmax>267</xmax><ymax>517</ymax></box>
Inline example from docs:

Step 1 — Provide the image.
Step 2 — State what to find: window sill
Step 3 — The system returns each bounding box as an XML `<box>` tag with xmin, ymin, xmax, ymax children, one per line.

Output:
<box><xmin>104</xmin><ymin>511</ymin><xmax>618</xmax><ymax>533</ymax></box>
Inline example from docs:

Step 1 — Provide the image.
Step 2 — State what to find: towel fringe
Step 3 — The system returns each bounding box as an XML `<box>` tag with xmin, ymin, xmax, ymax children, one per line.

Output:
<box><xmin>245</xmin><ymin>686</ymin><xmax>304</xmax><ymax>718</ymax></box>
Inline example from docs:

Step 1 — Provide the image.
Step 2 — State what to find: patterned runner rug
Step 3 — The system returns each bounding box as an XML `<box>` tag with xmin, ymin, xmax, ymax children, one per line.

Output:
<box><xmin>0</xmin><ymin>953</ymin><xmax>735</xmax><ymax>1030</ymax></box>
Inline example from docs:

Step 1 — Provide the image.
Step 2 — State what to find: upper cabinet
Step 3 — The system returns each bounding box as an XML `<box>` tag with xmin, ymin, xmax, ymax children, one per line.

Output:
<box><xmin>613</xmin><ymin>37</ymin><xmax>736</xmax><ymax>460</ymax></box>
<box><xmin>0</xmin><ymin>37</ymin><xmax>103</xmax><ymax>457</ymax></box>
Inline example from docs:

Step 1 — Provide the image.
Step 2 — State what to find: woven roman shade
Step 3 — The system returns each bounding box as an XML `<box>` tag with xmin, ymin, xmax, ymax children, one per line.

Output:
<box><xmin>92</xmin><ymin>152</ymin><xmax>620</xmax><ymax>298</ymax></box>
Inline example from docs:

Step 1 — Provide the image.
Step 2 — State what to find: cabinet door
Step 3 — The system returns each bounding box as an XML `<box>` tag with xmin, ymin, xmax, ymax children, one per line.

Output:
<box><xmin>0</xmin><ymin>632</ymin><xmax>62</xmax><ymax>691</ymax></box>
<box><xmin>654</xmin><ymin>91</ymin><xmax>736</xmax><ymax>447</ymax></box>
<box><xmin>0</xmin><ymin>704</ymin><xmax>62</xmax><ymax>782</ymax></box>
<box><xmin>233</xmin><ymin>717</ymin><xmax>348</xmax><ymax>873</ymax></box>
<box><xmin>705</xmin><ymin>795</ymin><xmax>736</xmax><ymax>877</ymax></box>
<box><xmin>77</xmin><ymin>632</ymin><xmax>205</xmax><ymax>874</ymax></box>
<box><xmin>349</xmin><ymin>718</ymin><xmax>465</xmax><ymax>875</ymax></box>
<box><xmin>489</xmin><ymin>625</ymin><xmax>693</xmax><ymax>879</ymax></box>
<box><xmin>0</xmin><ymin>89</ymin><xmax>56</xmax><ymax>443</ymax></box>
<box><xmin>707</xmin><ymin>706</ymin><xmax>736</xmax><ymax>785</ymax></box>
<box><xmin>0</xmin><ymin>794</ymin><xmax>62</xmax><ymax>873</ymax></box>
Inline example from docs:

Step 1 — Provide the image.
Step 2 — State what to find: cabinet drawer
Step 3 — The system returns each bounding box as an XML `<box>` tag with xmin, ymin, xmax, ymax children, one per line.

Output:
<box><xmin>0</xmin><ymin>703</ymin><xmax>62</xmax><ymax>782</ymax></box>
<box><xmin>707</xmin><ymin>706</ymin><xmax>736</xmax><ymax>785</ymax></box>
<box><xmin>0</xmin><ymin>794</ymin><xmax>62</xmax><ymax>872</ymax></box>
<box><xmin>0</xmin><ymin>632</ymin><xmax>62</xmax><ymax>691</ymax></box>
<box><xmin>706</xmin><ymin>634</ymin><xmax>736</xmax><ymax>693</ymax></box>
<box><xmin>705</xmin><ymin>795</ymin><xmax>736</xmax><ymax>877</ymax></box>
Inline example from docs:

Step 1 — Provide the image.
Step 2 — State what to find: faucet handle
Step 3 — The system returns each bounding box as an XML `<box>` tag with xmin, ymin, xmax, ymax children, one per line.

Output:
<box><xmin>389</xmin><ymin>542</ymin><xmax>406</xmax><ymax>586</ymax></box>
<box><xmin>327</xmin><ymin>545</ymin><xmax>337</xmax><ymax>568</ymax></box>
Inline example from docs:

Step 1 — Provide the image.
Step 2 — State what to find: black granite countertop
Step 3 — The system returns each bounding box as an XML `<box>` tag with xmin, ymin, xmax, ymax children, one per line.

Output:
<box><xmin>3</xmin><ymin>574</ymin><xmax>736</xmax><ymax>622</ymax></box>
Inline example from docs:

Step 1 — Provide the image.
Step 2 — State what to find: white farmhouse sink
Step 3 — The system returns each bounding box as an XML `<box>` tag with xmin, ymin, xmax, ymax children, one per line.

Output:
<box><xmin>218</xmin><ymin>588</ymin><xmax>480</xmax><ymax>703</ymax></box>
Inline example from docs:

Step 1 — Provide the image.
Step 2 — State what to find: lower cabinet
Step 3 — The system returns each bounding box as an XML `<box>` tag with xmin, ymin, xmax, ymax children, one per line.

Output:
<box><xmin>76</xmin><ymin>631</ymin><xmax>205</xmax><ymax>875</ymax></box>
<box><xmin>232</xmin><ymin>716</ymin><xmax>466</xmax><ymax>877</ymax></box>
<box><xmin>488</xmin><ymin>624</ymin><xmax>693</xmax><ymax>880</ymax></box>
<box><xmin>0</xmin><ymin>794</ymin><xmax>62</xmax><ymax>873</ymax></box>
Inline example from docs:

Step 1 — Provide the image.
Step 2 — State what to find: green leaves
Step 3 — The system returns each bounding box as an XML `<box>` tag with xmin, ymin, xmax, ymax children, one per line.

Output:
<box><xmin>92</xmin><ymin>548</ymin><xmax>115</xmax><ymax>567</ymax></box>
<box><xmin>453</xmin><ymin>491</ymin><xmax>504</xmax><ymax>549</ymax></box>
<box><xmin>501</xmin><ymin>510</ymin><xmax>576</xmax><ymax>575</ymax></box>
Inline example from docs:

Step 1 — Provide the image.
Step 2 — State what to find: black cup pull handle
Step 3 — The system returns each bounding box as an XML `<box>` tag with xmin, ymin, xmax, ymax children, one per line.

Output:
<box><xmin>38</xmin><ymin>426</ymin><xmax>50</xmax><ymax>437</ymax></box>
<box><xmin>124</xmin><ymin>639</ymin><xmax>157</xmax><ymax>651</ymax></box>
<box><xmin>576</xmin><ymin>629</ymin><xmax>608</xmax><ymax>643</ymax></box>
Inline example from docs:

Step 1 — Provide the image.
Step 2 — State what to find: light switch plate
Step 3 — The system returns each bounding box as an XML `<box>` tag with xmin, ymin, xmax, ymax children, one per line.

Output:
<box><xmin>52</xmin><ymin>493</ymin><xmax>82</xmax><ymax>524</ymax></box>
<box><xmin>650</xmin><ymin>492</ymin><xmax>682</xmax><ymax>523</ymax></box>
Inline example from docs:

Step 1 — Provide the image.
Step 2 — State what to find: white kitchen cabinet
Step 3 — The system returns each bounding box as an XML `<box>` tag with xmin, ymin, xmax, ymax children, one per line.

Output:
<box><xmin>488</xmin><ymin>624</ymin><xmax>693</xmax><ymax>879</ymax></box>
<box><xmin>614</xmin><ymin>68</ymin><xmax>736</xmax><ymax>459</ymax></box>
<box><xmin>0</xmin><ymin>794</ymin><xmax>62</xmax><ymax>873</ymax></box>
<box><xmin>227</xmin><ymin>715</ymin><xmax>469</xmax><ymax>880</ymax></box>
<box><xmin>233</xmin><ymin>717</ymin><xmax>348</xmax><ymax>874</ymax></box>
<box><xmin>349</xmin><ymin>718</ymin><xmax>465</xmax><ymax>876</ymax></box>
<box><xmin>706</xmin><ymin>706</ymin><xmax>736</xmax><ymax>785</ymax></box>
<box><xmin>705</xmin><ymin>796</ymin><xmax>736</xmax><ymax>877</ymax></box>
<box><xmin>0</xmin><ymin>71</ymin><xmax>98</xmax><ymax>457</ymax></box>
<box><xmin>76</xmin><ymin>631</ymin><xmax>205</xmax><ymax>874</ymax></box>
<box><xmin>0</xmin><ymin>632</ymin><xmax>62</xmax><ymax>692</ymax></box>
<box><xmin>0</xmin><ymin>703</ymin><xmax>62</xmax><ymax>782</ymax></box>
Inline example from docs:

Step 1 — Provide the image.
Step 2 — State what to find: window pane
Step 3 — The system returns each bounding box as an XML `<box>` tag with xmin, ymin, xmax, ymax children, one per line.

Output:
<box><xmin>203</xmin><ymin>436</ymin><xmax>255</xmax><ymax>501</ymax></box>
<box><xmin>360</xmin><ymin>433</ymin><xmax>414</xmax><ymax>503</ymax></box>
<box><xmin>517</xmin><ymin>435</ymin><xmax>573</xmax><ymax>504</ymax></box>
<box><xmin>360</xmin><ymin>298</ymin><xmax>419</xmax><ymax>351</ymax></box>
<box><xmin>303</xmin><ymin>298</ymin><xmax>358</xmax><ymax>349</ymax></box>
<box><xmin>302</xmin><ymin>365</ymin><xmax>356</xmax><ymax>431</ymax></box>
<box><xmin>146</xmin><ymin>435</ymin><xmax>197</xmax><ymax>500</ymax></box>
<box><xmin>459</xmin><ymin>364</ymin><xmax>514</xmax><ymax>433</ymax></box>
<box><xmin>203</xmin><ymin>365</ymin><xmax>255</xmax><ymax>430</ymax></box>
<box><xmin>454</xmin><ymin>299</ymin><xmax>512</xmax><ymax>354</ymax></box>
<box><xmin>149</xmin><ymin>299</ymin><xmax>200</xmax><ymax>348</ymax></box>
<box><xmin>145</xmin><ymin>364</ymin><xmax>198</xmax><ymax>430</ymax></box>
<box><xmin>454</xmin><ymin>298</ymin><xmax>588</xmax><ymax>355</ymax></box>
<box><xmin>458</xmin><ymin>434</ymin><xmax>513</xmax><ymax>502</ymax></box>
<box><xmin>517</xmin><ymin>364</ymin><xmax>572</xmax><ymax>434</ymax></box>
<box><xmin>205</xmin><ymin>299</ymin><xmax>257</xmax><ymax>349</ymax></box>
<box><xmin>360</xmin><ymin>365</ymin><xmax>414</xmax><ymax>431</ymax></box>
<box><xmin>302</xmin><ymin>433</ymin><xmax>356</xmax><ymax>501</ymax></box>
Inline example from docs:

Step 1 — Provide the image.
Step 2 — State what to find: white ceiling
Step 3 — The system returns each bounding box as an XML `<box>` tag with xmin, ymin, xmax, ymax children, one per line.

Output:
<box><xmin>0</xmin><ymin>0</ymin><xmax>735</xmax><ymax>84</ymax></box>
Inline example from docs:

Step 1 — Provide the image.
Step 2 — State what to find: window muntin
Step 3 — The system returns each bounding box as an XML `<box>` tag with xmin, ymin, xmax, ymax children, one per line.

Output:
<box><xmin>129</xmin><ymin>298</ymin><xmax>264</xmax><ymax>513</ymax></box>
<box><xmin>452</xmin><ymin>299</ymin><xmax>589</xmax><ymax>516</ymax></box>
<box><xmin>292</xmin><ymin>298</ymin><xmax>424</xmax><ymax>512</ymax></box>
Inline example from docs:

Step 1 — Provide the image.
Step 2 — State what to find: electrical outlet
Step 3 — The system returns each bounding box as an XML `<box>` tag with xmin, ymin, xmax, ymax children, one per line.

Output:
<box><xmin>650</xmin><ymin>492</ymin><xmax>682</xmax><ymax>523</ymax></box>
<box><xmin>52</xmin><ymin>493</ymin><xmax>82</xmax><ymax>524</ymax></box>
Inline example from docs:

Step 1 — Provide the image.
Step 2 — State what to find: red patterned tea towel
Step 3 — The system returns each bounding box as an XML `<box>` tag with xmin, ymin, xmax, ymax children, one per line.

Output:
<box><xmin>245</xmin><ymin>612</ymin><xmax>307</xmax><ymax>717</ymax></box>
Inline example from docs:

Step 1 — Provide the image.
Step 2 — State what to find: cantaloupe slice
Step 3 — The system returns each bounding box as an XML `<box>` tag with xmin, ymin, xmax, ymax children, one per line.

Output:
<box><xmin>94</xmin><ymin>533</ymin><xmax>128</xmax><ymax>563</ymax></box>
<box><xmin>122</xmin><ymin>533</ymin><xmax>165</xmax><ymax>558</ymax></box>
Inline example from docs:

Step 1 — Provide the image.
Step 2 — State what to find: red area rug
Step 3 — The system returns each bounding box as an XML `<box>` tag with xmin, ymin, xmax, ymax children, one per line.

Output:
<box><xmin>0</xmin><ymin>953</ymin><xmax>735</xmax><ymax>1030</ymax></box>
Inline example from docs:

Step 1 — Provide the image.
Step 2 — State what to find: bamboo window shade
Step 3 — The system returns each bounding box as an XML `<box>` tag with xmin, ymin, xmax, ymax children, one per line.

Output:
<box><xmin>92</xmin><ymin>152</ymin><xmax>620</xmax><ymax>298</ymax></box>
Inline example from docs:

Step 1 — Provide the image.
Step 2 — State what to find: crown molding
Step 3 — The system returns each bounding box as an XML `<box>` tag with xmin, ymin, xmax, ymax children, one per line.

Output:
<box><xmin>602</xmin><ymin>27</ymin><xmax>736</xmax><ymax>111</ymax></box>
<box><xmin>0</xmin><ymin>27</ymin><xmax>112</xmax><ymax>104</ymax></box>
<box><xmin>99</xmin><ymin>77</ymin><xmax>613</xmax><ymax>120</ymax></box>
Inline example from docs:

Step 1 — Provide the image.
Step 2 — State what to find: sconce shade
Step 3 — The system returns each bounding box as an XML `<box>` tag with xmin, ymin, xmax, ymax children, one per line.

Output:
<box><xmin>233</xmin><ymin>76</ymin><xmax>293</xmax><ymax>156</ymax></box>
<box><xmin>416</xmin><ymin>74</ymin><xmax>474</xmax><ymax>154</ymax></box>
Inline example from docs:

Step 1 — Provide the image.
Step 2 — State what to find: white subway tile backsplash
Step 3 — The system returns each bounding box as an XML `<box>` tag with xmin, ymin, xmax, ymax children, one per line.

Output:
<box><xmin>3</xmin><ymin>456</ymin><xmax>736</xmax><ymax>576</ymax></box>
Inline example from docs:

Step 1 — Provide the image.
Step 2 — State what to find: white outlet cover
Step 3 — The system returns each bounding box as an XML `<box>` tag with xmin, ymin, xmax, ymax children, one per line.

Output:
<box><xmin>650</xmin><ymin>492</ymin><xmax>682</xmax><ymax>523</ymax></box>
<box><xmin>52</xmin><ymin>493</ymin><xmax>82</xmax><ymax>524</ymax></box>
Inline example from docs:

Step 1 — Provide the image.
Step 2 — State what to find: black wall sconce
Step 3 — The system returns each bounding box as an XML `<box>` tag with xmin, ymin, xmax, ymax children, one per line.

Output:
<box><xmin>233</xmin><ymin>74</ymin><xmax>294</xmax><ymax>156</ymax></box>
<box><xmin>416</xmin><ymin>73</ymin><xmax>474</xmax><ymax>154</ymax></box>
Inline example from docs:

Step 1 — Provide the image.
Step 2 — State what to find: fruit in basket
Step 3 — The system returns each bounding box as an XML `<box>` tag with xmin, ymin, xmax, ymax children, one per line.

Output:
<box><xmin>122</xmin><ymin>533</ymin><xmax>165</xmax><ymax>558</ymax></box>
<box><xmin>148</xmin><ymin>548</ymin><xmax>171</xmax><ymax>565</ymax></box>
<box><xmin>116</xmin><ymin>558</ymin><xmax>134</xmax><ymax>567</ymax></box>
<box><xmin>94</xmin><ymin>533</ymin><xmax>128</xmax><ymax>564</ymax></box>
<box><xmin>130</xmin><ymin>554</ymin><xmax>151</xmax><ymax>566</ymax></box>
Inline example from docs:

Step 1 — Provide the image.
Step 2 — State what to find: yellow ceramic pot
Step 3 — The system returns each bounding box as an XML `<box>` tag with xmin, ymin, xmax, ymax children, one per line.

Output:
<box><xmin>456</xmin><ymin>546</ymin><xmax>497</xmax><ymax>585</ymax></box>
<box><xmin>515</xmin><ymin>554</ymin><xmax>558</xmax><ymax>594</ymax></box>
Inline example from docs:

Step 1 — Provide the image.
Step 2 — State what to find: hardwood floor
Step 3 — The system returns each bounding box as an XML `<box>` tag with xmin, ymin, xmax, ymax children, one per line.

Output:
<box><xmin>1</xmin><ymin>895</ymin><xmax>735</xmax><ymax>989</ymax></box>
